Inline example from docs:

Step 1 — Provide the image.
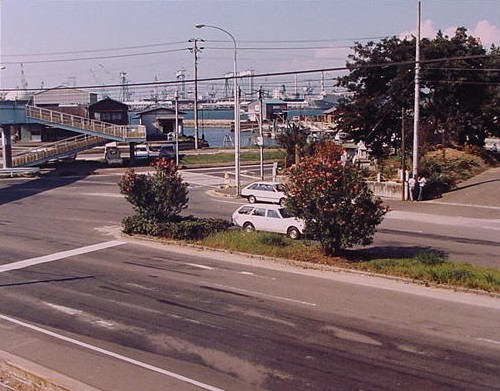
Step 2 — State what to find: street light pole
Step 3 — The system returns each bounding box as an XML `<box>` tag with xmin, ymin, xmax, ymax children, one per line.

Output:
<box><xmin>195</xmin><ymin>23</ymin><xmax>240</xmax><ymax>195</ymax></box>
<box><xmin>188</xmin><ymin>38</ymin><xmax>204</xmax><ymax>150</ymax></box>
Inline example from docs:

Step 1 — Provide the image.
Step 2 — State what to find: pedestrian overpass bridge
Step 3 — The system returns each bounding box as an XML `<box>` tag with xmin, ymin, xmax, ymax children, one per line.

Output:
<box><xmin>1</xmin><ymin>104</ymin><xmax>146</xmax><ymax>167</ymax></box>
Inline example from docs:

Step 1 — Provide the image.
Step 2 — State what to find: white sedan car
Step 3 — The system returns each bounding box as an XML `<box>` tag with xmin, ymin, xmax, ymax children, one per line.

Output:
<box><xmin>240</xmin><ymin>181</ymin><xmax>286</xmax><ymax>206</ymax></box>
<box><xmin>232</xmin><ymin>204</ymin><xmax>305</xmax><ymax>239</ymax></box>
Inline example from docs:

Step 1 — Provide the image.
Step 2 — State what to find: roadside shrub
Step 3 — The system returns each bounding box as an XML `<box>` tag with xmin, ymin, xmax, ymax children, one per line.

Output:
<box><xmin>423</xmin><ymin>173</ymin><xmax>456</xmax><ymax>199</ymax></box>
<box><xmin>168</xmin><ymin>217</ymin><xmax>231</xmax><ymax>241</ymax></box>
<box><xmin>122</xmin><ymin>215</ymin><xmax>169</xmax><ymax>236</ymax></box>
<box><xmin>286</xmin><ymin>141</ymin><xmax>388</xmax><ymax>255</ymax></box>
<box><xmin>419</xmin><ymin>148</ymin><xmax>486</xmax><ymax>198</ymax></box>
<box><xmin>121</xmin><ymin>214</ymin><xmax>230</xmax><ymax>240</ymax></box>
<box><xmin>118</xmin><ymin>158</ymin><xmax>188</xmax><ymax>222</ymax></box>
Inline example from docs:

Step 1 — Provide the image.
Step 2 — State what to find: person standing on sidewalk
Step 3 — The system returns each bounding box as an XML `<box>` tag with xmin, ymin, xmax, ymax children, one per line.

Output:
<box><xmin>408</xmin><ymin>176</ymin><xmax>416</xmax><ymax>201</ymax></box>
<box><xmin>418</xmin><ymin>176</ymin><xmax>427</xmax><ymax>201</ymax></box>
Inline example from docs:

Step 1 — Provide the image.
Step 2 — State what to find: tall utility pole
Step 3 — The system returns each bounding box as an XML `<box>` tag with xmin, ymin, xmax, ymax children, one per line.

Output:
<box><xmin>188</xmin><ymin>38</ymin><xmax>204</xmax><ymax>149</ymax></box>
<box><xmin>401</xmin><ymin>107</ymin><xmax>407</xmax><ymax>200</ymax></box>
<box><xmin>258</xmin><ymin>86</ymin><xmax>264</xmax><ymax>180</ymax></box>
<box><xmin>412</xmin><ymin>1</ymin><xmax>421</xmax><ymax>178</ymax></box>
<box><xmin>175</xmin><ymin>90</ymin><xmax>180</xmax><ymax>166</ymax></box>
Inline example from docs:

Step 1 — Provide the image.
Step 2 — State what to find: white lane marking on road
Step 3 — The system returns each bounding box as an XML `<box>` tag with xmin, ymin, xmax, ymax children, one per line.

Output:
<box><xmin>238</xmin><ymin>271</ymin><xmax>276</xmax><ymax>280</ymax></box>
<box><xmin>80</xmin><ymin>192</ymin><xmax>123</xmax><ymax>198</ymax></box>
<box><xmin>427</xmin><ymin>201</ymin><xmax>500</xmax><ymax>211</ymax></box>
<box><xmin>474</xmin><ymin>337</ymin><xmax>500</xmax><ymax>346</ymax></box>
<box><xmin>0</xmin><ymin>313</ymin><xmax>227</xmax><ymax>391</ymax></box>
<box><xmin>206</xmin><ymin>283</ymin><xmax>316</xmax><ymax>307</ymax></box>
<box><xmin>45</xmin><ymin>303</ymin><xmax>82</xmax><ymax>316</ymax></box>
<box><xmin>186</xmin><ymin>263</ymin><xmax>214</xmax><ymax>270</ymax></box>
<box><xmin>212</xmin><ymin>198</ymin><xmax>244</xmax><ymax>205</ymax></box>
<box><xmin>181</xmin><ymin>171</ymin><xmax>225</xmax><ymax>187</ymax></box>
<box><xmin>0</xmin><ymin>240</ymin><xmax>125</xmax><ymax>274</ymax></box>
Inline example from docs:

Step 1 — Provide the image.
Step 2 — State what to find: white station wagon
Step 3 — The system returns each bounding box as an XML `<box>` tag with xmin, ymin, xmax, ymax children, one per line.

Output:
<box><xmin>240</xmin><ymin>181</ymin><xmax>286</xmax><ymax>206</ymax></box>
<box><xmin>232</xmin><ymin>204</ymin><xmax>305</xmax><ymax>239</ymax></box>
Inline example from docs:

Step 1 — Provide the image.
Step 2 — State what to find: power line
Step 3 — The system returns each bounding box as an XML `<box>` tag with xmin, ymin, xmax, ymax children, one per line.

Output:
<box><xmin>1</xmin><ymin>41</ymin><xmax>188</xmax><ymax>58</ymax></box>
<box><xmin>2</xmin><ymin>53</ymin><xmax>498</xmax><ymax>93</ymax></box>
<box><xmin>2</xmin><ymin>48</ymin><xmax>188</xmax><ymax>65</ymax></box>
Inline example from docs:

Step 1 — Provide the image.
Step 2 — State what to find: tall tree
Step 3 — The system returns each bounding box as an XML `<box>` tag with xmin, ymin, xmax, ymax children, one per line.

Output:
<box><xmin>335</xmin><ymin>28</ymin><xmax>498</xmax><ymax>158</ymax></box>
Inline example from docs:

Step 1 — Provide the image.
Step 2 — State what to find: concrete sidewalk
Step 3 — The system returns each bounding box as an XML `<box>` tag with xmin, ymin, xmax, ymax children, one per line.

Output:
<box><xmin>384</xmin><ymin>167</ymin><xmax>500</xmax><ymax>219</ymax></box>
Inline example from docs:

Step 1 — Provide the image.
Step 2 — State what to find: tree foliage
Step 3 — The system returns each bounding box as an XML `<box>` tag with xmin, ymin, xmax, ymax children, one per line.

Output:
<box><xmin>335</xmin><ymin>28</ymin><xmax>500</xmax><ymax>159</ymax></box>
<box><xmin>285</xmin><ymin>141</ymin><xmax>387</xmax><ymax>255</ymax></box>
<box><xmin>118</xmin><ymin>158</ymin><xmax>188</xmax><ymax>222</ymax></box>
<box><xmin>275</xmin><ymin>122</ymin><xmax>310</xmax><ymax>166</ymax></box>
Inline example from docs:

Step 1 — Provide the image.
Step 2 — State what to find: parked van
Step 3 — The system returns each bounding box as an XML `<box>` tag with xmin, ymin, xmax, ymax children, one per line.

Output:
<box><xmin>134</xmin><ymin>144</ymin><xmax>150</xmax><ymax>160</ymax></box>
<box><xmin>104</xmin><ymin>143</ymin><xmax>122</xmax><ymax>165</ymax></box>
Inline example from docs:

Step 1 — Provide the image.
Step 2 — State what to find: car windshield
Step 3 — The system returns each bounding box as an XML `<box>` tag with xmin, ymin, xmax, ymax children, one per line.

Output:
<box><xmin>279</xmin><ymin>208</ymin><xmax>295</xmax><ymax>218</ymax></box>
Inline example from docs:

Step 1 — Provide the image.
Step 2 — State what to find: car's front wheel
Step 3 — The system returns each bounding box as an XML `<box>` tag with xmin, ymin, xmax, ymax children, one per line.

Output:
<box><xmin>243</xmin><ymin>222</ymin><xmax>255</xmax><ymax>232</ymax></box>
<box><xmin>248</xmin><ymin>195</ymin><xmax>257</xmax><ymax>204</ymax></box>
<box><xmin>287</xmin><ymin>226</ymin><xmax>301</xmax><ymax>240</ymax></box>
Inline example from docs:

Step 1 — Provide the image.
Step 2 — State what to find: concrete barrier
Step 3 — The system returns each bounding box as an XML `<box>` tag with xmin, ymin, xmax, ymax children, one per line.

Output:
<box><xmin>367</xmin><ymin>180</ymin><xmax>403</xmax><ymax>199</ymax></box>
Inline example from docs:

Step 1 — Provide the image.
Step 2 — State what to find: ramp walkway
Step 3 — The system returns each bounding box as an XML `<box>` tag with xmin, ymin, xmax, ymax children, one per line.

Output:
<box><xmin>12</xmin><ymin>134</ymin><xmax>105</xmax><ymax>167</ymax></box>
<box><xmin>5</xmin><ymin>105</ymin><xmax>147</xmax><ymax>167</ymax></box>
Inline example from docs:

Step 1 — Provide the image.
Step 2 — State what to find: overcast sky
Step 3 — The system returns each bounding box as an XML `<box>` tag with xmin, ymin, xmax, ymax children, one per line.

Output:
<box><xmin>1</xmin><ymin>0</ymin><xmax>499</xmax><ymax>99</ymax></box>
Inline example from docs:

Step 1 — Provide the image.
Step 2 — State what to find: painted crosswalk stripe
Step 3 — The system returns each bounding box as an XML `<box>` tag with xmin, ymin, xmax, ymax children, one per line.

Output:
<box><xmin>0</xmin><ymin>240</ymin><xmax>125</xmax><ymax>273</ymax></box>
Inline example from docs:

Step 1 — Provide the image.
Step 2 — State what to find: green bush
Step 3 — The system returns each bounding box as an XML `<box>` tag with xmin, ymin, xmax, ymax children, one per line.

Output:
<box><xmin>118</xmin><ymin>159</ymin><xmax>188</xmax><ymax>222</ymax></box>
<box><xmin>286</xmin><ymin>141</ymin><xmax>388</xmax><ymax>255</ymax></box>
<box><xmin>168</xmin><ymin>217</ymin><xmax>231</xmax><ymax>241</ymax></box>
<box><xmin>122</xmin><ymin>215</ymin><xmax>169</xmax><ymax>236</ymax></box>
<box><xmin>419</xmin><ymin>148</ymin><xmax>487</xmax><ymax>199</ymax></box>
<box><xmin>122</xmin><ymin>215</ymin><xmax>230</xmax><ymax>240</ymax></box>
<box><xmin>425</xmin><ymin>173</ymin><xmax>456</xmax><ymax>199</ymax></box>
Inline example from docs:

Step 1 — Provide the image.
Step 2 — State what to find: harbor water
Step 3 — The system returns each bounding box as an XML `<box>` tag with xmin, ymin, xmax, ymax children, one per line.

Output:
<box><xmin>182</xmin><ymin>108</ymin><xmax>324</xmax><ymax>148</ymax></box>
<box><xmin>183</xmin><ymin>126</ymin><xmax>276</xmax><ymax>148</ymax></box>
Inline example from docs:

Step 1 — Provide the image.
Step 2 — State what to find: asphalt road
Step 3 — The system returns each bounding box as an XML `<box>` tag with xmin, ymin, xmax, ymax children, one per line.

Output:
<box><xmin>0</xmin><ymin>162</ymin><xmax>499</xmax><ymax>390</ymax></box>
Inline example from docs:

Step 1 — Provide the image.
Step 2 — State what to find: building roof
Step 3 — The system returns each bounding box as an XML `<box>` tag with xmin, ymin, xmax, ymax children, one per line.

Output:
<box><xmin>33</xmin><ymin>85</ymin><xmax>92</xmax><ymax>96</ymax></box>
<box><xmin>137</xmin><ymin>106</ymin><xmax>187</xmax><ymax>118</ymax></box>
<box><xmin>89</xmin><ymin>97</ymin><xmax>128</xmax><ymax>109</ymax></box>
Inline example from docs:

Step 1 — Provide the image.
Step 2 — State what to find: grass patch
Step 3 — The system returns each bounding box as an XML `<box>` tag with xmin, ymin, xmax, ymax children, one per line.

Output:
<box><xmin>201</xmin><ymin>230</ymin><xmax>330</xmax><ymax>263</ymax></box>
<box><xmin>363</xmin><ymin>256</ymin><xmax>500</xmax><ymax>292</ymax></box>
<box><xmin>200</xmin><ymin>230</ymin><xmax>500</xmax><ymax>293</ymax></box>
<box><xmin>182</xmin><ymin>149</ymin><xmax>285</xmax><ymax>165</ymax></box>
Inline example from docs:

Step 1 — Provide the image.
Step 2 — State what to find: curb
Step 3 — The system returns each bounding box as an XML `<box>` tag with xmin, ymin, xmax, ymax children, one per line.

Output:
<box><xmin>0</xmin><ymin>351</ymin><xmax>99</xmax><ymax>391</ymax></box>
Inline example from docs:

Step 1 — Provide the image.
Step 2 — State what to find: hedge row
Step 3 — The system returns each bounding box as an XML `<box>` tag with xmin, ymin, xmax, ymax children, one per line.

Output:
<box><xmin>122</xmin><ymin>215</ymin><xmax>231</xmax><ymax>241</ymax></box>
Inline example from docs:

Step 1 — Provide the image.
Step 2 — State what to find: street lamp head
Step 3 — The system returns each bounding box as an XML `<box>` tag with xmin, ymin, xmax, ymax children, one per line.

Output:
<box><xmin>195</xmin><ymin>24</ymin><xmax>205</xmax><ymax>29</ymax></box>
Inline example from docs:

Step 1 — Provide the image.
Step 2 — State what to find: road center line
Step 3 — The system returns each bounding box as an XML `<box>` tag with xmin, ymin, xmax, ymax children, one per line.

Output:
<box><xmin>0</xmin><ymin>313</ymin><xmax>226</xmax><ymax>391</ymax></box>
<box><xmin>185</xmin><ymin>263</ymin><xmax>214</xmax><ymax>270</ymax></box>
<box><xmin>206</xmin><ymin>283</ymin><xmax>317</xmax><ymax>307</ymax></box>
<box><xmin>0</xmin><ymin>240</ymin><xmax>125</xmax><ymax>273</ymax></box>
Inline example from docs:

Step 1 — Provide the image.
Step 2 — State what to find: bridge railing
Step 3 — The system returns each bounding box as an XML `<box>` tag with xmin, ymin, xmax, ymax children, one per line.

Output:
<box><xmin>12</xmin><ymin>134</ymin><xmax>104</xmax><ymax>167</ymax></box>
<box><xmin>26</xmin><ymin>105</ymin><xmax>146</xmax><ymax>140</ymax></box>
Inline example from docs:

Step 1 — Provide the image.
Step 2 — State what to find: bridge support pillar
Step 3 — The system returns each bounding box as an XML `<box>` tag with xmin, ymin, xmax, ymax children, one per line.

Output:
<box><xmin>129</xmin><ymin>142</ymin><xmax>136</xmax><ymax>165</ymax></box>
<box><xmin>1</xmin><ymin>126</ymin><xmax>13</xmax><ymax>168</ymax></box>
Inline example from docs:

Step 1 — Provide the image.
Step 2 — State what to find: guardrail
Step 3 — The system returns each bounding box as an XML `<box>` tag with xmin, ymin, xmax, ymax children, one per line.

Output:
<box><xmin>12</xmin><ymin>134</ymin><xmax>104</xmax><ymax>167</ymax></box>
<box><xmin>26</xmin><ymin>105</ymin><xmax>146</xmax><ymax>141</ymax></box>
<box><xmin>0</xmin><ymin>167</ymin><xmax>40</xmax><ymax>177</ymax></box>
